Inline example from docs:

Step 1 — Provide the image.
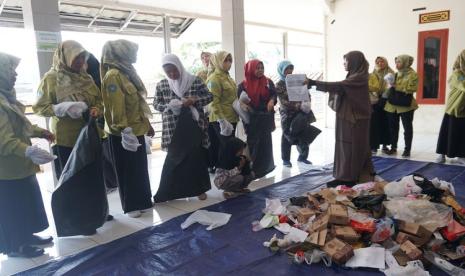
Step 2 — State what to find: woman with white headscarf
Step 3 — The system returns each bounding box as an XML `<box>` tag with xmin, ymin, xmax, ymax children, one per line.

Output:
<box><xmin>153</xmin><ymin>54</ymin><xmax>213</xmax><ymax>202</ymax></box>
<box><xmin>101</xmin><ymin>39</ymin><xmax>154</xmax><ymax>218</ymax></box>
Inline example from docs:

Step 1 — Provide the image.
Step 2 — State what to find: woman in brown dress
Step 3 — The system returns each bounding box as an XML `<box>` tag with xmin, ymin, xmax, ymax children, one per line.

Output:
<box><xmin>305</xmin><ymin>51</ymin><xmax>374</xmax><ymax>187</ymax></box>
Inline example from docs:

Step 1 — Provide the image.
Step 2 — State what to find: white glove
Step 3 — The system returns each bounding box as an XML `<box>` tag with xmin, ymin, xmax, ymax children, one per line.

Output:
<box><xmin>121</xmin><ymin>127</ymin><xmax>141</xmax><ymax>152</ymax></box>
<box><xmin>384</xmin><ymin>73</ymin><xmax>395</xmax><ymax>88</ymax></box>
<box><xmin>218</xmin><ymin>119</ymin><xmax>234</xmax><ymax>136</ymax></box>
<box><xmin>52</xmin><ymin>102</ymin><xmax>88</xmax><ymax>119</ymax></box>
<box><xmin>166</xmin><ymin>99</ymin><xmax>183</xmax><ymax>115</ymax></box>
<box><xmin>25</xmin><ymin>145</ymin><xmax>57</xmax><ymax>165</ymax></box>
<box><xmin>300</xmin><ymin>101</ymin><xmax>312</xmax><ymax>114</ymax></box>
<box><xmin>239</xmin><ymin>91</ymin><xmax>251</xmax><ymax>104</ymax></box>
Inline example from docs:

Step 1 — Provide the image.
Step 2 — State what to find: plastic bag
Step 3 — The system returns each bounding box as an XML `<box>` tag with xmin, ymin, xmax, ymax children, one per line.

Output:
<box><xmin>232</xmin><ymin>99</ymin><xmax>250</xmax><ymax>124</ymax></box>
<box><xmin>303</xmin><ymin>249</ymin><xmax>331</xmax><ymax>266</ymax></box>
<box><xmin>239</xmin><ymin>91</ymin><xmax>251</xmax><ymax>104</ymax></box>
<box><xmin>371</xmin><ymin>217</ymin><xmax>395</xmax><ymax>243</ymax></box>
<box><xmin>424</xmin><ymin>252</ymin><xmax>465</xmax><ymax>276</ymax></box>
<box><xmin>384</xmin><ymin>73</ymin><xmax>395</xmax><ymax>88</ymax></box>
<box><xmin>144</xmin><ymin>135</ymin><xmax>152</xmax><ymax>155</ymax></box>
<box><xmin>166</xmin><ymin>99</ymin><xmax>183</xmax><ymax>115</ymax></box>
<box><xmin>218</xmin><ymin>119</ymin><xmax>234</xmax><ymax>136</ymax></box>
<box><xmin>384</xmin><ymin>198</ymin><xmax>452</xmax><ymax>230</ymax></box>
<box><xmin>25</xmin><ymin>144</ymin><xmax>57</xmax><ymax>165</ymax></box>
<box><xmin>383</xmin><ymin>260</ymin><xmax>431</xmax><ymax>276</ymax></box>
<box><xmin>263</xmin><ymin>198</ymin><xmax>286</xmax><ymax>215</ymax></box>
<box><xmin>180</xmin><ymin>210</ymin><xmax>232</xmax><ymax>231</ymax></box>
<box><xmin>121</xmin><ymin>127</ymin><xmax>141</xmax><ymax>152</ymax></box>
<box><xmin>384</xmin><ymin>176</ymin><xmax>422</xmax><ymax>198</ymax></box>
<box><xmin>67</xmin><ymin>102</ymin><xmax>88</xmax><ymax>119</ymax></box>
<box><xmin>52</xmin><ymin>119</ymin><xmax>109</xmax><ymax>236</ymax></box>
<box><xmin>432</xmin><ymin>177</ymin><xmax>455</xmax><ymax>196</ymax></box>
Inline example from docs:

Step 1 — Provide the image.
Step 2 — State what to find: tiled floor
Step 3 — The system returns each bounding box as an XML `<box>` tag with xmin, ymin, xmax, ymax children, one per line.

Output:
<box><xmin>0</xmin><ymin>125</ymin><xmax>447</xmax><ymax>275</ymax></box>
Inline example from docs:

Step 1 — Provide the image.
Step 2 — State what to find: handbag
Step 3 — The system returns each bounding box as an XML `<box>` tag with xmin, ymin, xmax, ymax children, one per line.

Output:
<box><xmin>387</xmin><ymin>74</ymin><xmax>413</xmax><ymax>107</ymax></box>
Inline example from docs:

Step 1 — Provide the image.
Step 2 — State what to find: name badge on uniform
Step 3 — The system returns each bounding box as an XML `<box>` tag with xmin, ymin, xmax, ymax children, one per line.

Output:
<box><xmin>107</xmin><ymin>84</ymin><xmax>117</xmax><ymax>93</ymax></box>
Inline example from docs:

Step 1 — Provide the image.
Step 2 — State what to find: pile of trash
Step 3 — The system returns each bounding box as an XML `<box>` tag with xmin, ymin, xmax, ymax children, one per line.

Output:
<box><xmin>253</xmin><ymin>174</ymin><xmax>465</xmax><ymax>275</ymax></box>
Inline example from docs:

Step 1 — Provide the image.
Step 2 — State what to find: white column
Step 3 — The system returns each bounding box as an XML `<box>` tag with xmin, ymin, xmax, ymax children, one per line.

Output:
<box><xmin>163</xmin><ymin>16</ymin><xmax>171</xmax><ymax>54</ymax></box>
<box><xmin>221</xmin><ymin>0</ymin><xmax>245</xmax><ymax>82</ymax></box>
<box><xmin>283</xmin><ymin>32</ymin><xmax>288</xmax><ymax>59</ymax></box>
<box><xmin>23</xmin><ymin>0</ymin><xmax>61</xmax><ymax>77</ymax></box>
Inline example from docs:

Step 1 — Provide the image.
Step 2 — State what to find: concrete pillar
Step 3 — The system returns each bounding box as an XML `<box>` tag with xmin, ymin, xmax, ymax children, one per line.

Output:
<box><xmin>221</xmin><ymin>0</ymin><xmax>245</xmax><ymax>82</ymax></box>
<box><xmin>163</xmin><ymin>16</ymin><xmax>171</xmax><ymax>54</ymax></box>
<box><xmin>283</xmin><ymin>32</ymin><xmax>288</xmax><ymax>59</ymax></box>
<box><xmin>23</xmin><ymin>0</ymin><xmax>61</xmax><ymax>77</ymax></box>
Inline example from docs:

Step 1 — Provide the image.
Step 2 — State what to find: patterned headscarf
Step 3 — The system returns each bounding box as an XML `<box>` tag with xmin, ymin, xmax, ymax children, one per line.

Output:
<box><xmin>372</xmin><ymin>56</ymin><xmax>394</xmax><ymax>90</ymax></box>
<box><xmin>209</xmin><ymin>51</ymin><xmax>231</xmax><ymax>73</ymax></box>
<box><xmin>453</xmin><ymin>50</ymin><xmax>465</xmax><ymax>75</ymax></box>
<box><xmin>49</xmin><ymin>40</ymin><xmax>98</xmax><ymax>103</ymax></box>
<box><xmin>101</xmin><ymin>39</ymin><xmax>147</xmax><ymax>97</ymax></box>
<box><xmin>0</xmin><ymin>52</ymin><xmax>33</xmax><ymax>136</ymax></box>
<box><xmin>277</xmin><ymin>60</ymin><xmax>293</xmax><ymax>81</ymax></box>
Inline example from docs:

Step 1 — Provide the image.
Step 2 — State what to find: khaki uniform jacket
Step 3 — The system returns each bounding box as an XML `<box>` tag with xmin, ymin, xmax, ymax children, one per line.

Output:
<box><xmin>206</xmin><ymin>71</ymin><xmax>239</xmax><ymax>123</ymax></box>
<box><xmin>33</xmin><ymin>72</ymin><xmax>103</xmax><ymax>147</ymax></box>
<box><xmin>0</xmin><ymin>103</ymin><xmax>46</xmax><ymax>180</ymax></box>
<box><xmin>384</xmin><ymin>69</ymin><xmax>419</xmax><ymax>114</ymax></box>
<box><xmin>101</xmin><ymin>68</ymin><xmax>150</xmax><ymax>137</ymax></box>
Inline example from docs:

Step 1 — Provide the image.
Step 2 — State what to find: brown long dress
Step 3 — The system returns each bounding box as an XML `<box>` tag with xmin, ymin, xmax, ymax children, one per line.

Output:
<box><xmin>313</xmin><ymin>51</ymin><xmax>374</xmax><ymax>183</ymax></box>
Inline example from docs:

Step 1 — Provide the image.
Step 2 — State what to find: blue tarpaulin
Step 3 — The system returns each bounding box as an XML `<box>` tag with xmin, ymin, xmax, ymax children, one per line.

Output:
<box><xmin>19</xmin><ymin>157</ymin><xmax>465</xmax><ymax>275</ymax></box>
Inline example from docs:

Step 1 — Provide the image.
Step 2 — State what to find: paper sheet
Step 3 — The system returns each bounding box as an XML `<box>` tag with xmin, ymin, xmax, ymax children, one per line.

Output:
<box><xmin>345</xmin><ymin>247</ymin><xmax>385</xmax><ymax>270</ymax></box>
<box><xmin>285</xmin><ymin>74</ymin><xmax>310</xmax><ymax>102</ymax></box>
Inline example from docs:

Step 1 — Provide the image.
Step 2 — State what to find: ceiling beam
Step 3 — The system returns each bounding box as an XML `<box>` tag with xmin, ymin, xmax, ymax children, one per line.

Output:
<box><xmin>152</xmin><ymin>22</ymin><xmax>163</xmax><ymax>33</ymax></box>
<box><xmin>87</xmin><ymin>5</ymin><xmax>105</xmax><ymax>28</ymax></box>
<box><xmin>0</xmin><ymin>0</ymin><xmax>7</xmax><ymax>16</ymax></box>
<box><xmin>119</xmin><ymin>10</ymin><xmax>137</xmax><ymax>31</ymax></box>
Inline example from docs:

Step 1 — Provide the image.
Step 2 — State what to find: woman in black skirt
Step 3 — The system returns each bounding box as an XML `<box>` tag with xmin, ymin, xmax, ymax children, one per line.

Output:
<box><xmin>237</xmin><ymin>59</ymin><xmax>277</xmax><ymax>178</ymax></box>
<box><xmin>0</xmin><ymin>53</ymin><xmax>56</xmax><ymax>257</ymax></box>
<box><xmin>436</xmin><ymin>50</ymin><xmax>465</xmax><ymax>165</ymax></box>
<box><xmin>153</xmin><ymin>54</ymin><xmax>212</xmax><ymax>203</ymax></box>
<box><xmin>101</xmin><ymin>40</ymin><xmax>154</xmax><ymax>218</ymax></box>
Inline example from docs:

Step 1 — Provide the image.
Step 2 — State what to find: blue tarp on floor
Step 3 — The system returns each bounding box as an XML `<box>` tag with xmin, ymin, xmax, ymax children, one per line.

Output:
<box><xmin>19</xmin><ymin>157</ymin><xmax>465</xmax><ymax>275</ymax></box>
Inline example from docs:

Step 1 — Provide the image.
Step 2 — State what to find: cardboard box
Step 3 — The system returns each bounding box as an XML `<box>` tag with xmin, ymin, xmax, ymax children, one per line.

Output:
<box><xmin>328</xmin><ymin>204</ymin><xmax>349</xmax><ymax>225</ymax></box>
<box><xmin>319</xmin><ymin>189</ymin><xmax>337</xmax><ymax>203</ymax></box>
<box><xmin>396</xmin><ymin>232</ymin><xmax>429</xmax><ymax>247</ymax></box>
<box><xmin>311</xmin><ymin>213</ymin><xmax>329</xmax><ymax>232</ymax></box>
<box><xmin>297</xmin><ymin>208</ymin><xmax>316</xmax><ymax>223</ymax></box>
<box><xmin>323</xmin><ymin>238</ymin><xmax>354</xmax><ymax>265</ymax></box>
<box><xmin>307</xmin><ymin>229</ymin><xmax>328</xmax><ymax>247</ymax></box>
<box><xmin>400</xmin><ymin>240</ymin><xmax>423</xmax><ymax>260</ymax></box>
<box><xmin>397</xmin><ymin>220</ymin><xmax>432</xmax><ymax>239</ymax></box>
<box><xmin>393</xmin><ymin>249</ymin><xmax>410</xmax><ymax>266</ymax></box>
<box><xmin>332</xmin><ymin>225</ymin><xmax>360</xmax><ymax>242</ymax></box>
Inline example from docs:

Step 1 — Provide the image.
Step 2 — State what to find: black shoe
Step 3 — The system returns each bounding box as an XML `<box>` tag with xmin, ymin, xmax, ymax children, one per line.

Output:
<box><xmin>326</xmin><ymin>179</ymin><xmax>356</xmax><ymax>188</ymax></box>
<box><xmin>386</xmin><ymin>148</ymin><xmax>397</xmax><ymax>155</ymax></box>
<box><xmin>8</xmin><ymin>245</ymin><xmax>44</xmax><ymax>258</ymax></box>
<box><xmin>81</xmin><ymin>229</ymin><xmax>97</xmax><ymax>236</ymax></box>
<box><xmin>29</xmin><ymin>235</ymin><xmax>53</xmax><ymax>246</ymax></box>
<box><xmin>297</xmin><ymin>159</ymin><xmax>312</xmax><ymax>165</ymax></box>
<box><xmin>402</xmin><ymin>150</ymin><xmax>410</xmax><ymax>158</ymax></box>
<box><xmin>106</xmin><ymin>214</ymin><xmax>114</xmax><ymax>221</ymax></box>
<box><xmin>283</xmin><ymin>160</ymin><xmax>292</xmax><ymax>167</ymax></box>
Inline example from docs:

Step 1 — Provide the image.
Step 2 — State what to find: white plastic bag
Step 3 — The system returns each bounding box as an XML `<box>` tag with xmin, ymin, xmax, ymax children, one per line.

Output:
<box><xmin>144</xmin><ymin>135</ymin><xmax>152</xmax><ymax>155</ymax></box>
<box><xmin>232</xmin><ymin>99</ymin><xmax>250</xmax><ymax>124</ymax></box>
<box><xmin>384</xmin><ymin>175</ymin><xmax>422</xmax><ymax>198</ymax></box>
<box><xmin>300</xmin><ymin>101</ymin><xmax>312</xmax><ymax>114</ymax></box>
<box><xmin>239</xmin><ymin>91</ymin><xmax>251</xmax><ymax>104</ymax></box>
<box><xmin>121</xmin><ymin>127</ymin><xmax>141</xmax><ymax>152</ymax></box>
<box><xmin>384</xmin><ymin>198</ymin><xmax>452</xmax><ymax>230</ymax></box>
<box><xmin>25</xmin><ymin>145</ymin><xmax>57</xmax><ymax>165</ymax></box>
<box><xmin>180</xmin><ymin>210</ymin><xmax>231</xmax><ymax>231</ymax></box>
<box><xmin>384</xmin><ymin>73</ymin><xmax>395</xmax><ymax>88</ymax></box>
<box><xmin>218</xmin><ymin>119</ymin><xmax>234</xmax><ymax>136</ymax></box>
<box><xmin>263</xmin><ymin>198</ymin><xmax>286</xmax><ymax>215</ymax></box>
<box><xmin>52</xmin><ymin>102</ymin><xmax>88</xmax><ymax>119</ymax></box>
<box><xmin>166</xmin><ymin>99</ymin><xmax>183</xmax><ymax>115</ymax></box>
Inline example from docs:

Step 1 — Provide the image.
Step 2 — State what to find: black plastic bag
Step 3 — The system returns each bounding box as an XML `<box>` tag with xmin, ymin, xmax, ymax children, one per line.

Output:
<box><xmin>289</xmin><ymin>112</ymin><xmax>321</xmax><ymax>145</ymax></box>
<box><xmin>352</xmin><ymin>194</ymin><xmax>386</xmax><ymax>219</ymax></box>
<box><xmin>52</xmin><ymin>119</ymin><xmax>109</xmax><ymax>237</ymax></box>
<box><xmin>412</xmin><ymin>174</ymin><xmax>444</xmax><ymax>202</ymax></box>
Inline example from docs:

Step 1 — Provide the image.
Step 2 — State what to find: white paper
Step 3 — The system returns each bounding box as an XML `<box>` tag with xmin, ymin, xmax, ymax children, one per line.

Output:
<box><xmin>285</xmin><ymin>74</ymin><xmax>310</xmax><ymax>102</ymax></box>
<box><xmin>286</xmin><ymin>227</ymin><xmax>309</xmax><ymax>243</ymax></box>
<box><xmin>274</xmin><ymin>223</ymin><xmax>292</xmax><ymax>234</ymax></box>
<box><xmin>180</xmin><ymin>210</ymin><xmax>231</xmax><ymax>231</ymax></box>
<box><xmin>346</xmin><ymin>247</ymin><xmax>385</xmax><ymax>270</ymax></box>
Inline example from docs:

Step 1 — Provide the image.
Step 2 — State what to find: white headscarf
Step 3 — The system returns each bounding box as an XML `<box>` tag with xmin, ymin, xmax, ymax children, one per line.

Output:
<box><xmin>161</xmin><ymin>54</ymin><xmax>196</xmax><ymax>98</ymax></box>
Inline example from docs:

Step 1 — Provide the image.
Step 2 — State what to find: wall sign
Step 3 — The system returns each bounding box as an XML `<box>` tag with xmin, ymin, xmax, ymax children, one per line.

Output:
<box><xmin>35</xmin><ymin>31</ymin><xmax>61</xmax><ymax>52</ymax></box>
<box><xmin>419</xmin><ymin>10</ymin><xmax>450</xmax><ymax>24</ymax></box>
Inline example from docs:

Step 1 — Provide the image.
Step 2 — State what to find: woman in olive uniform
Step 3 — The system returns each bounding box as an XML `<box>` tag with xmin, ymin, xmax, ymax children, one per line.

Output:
<box><xmin>100</xmin><ymin>39</ymin><xmax>154</xmax><ymax>218</ymax></box>
<box><xmin>33</xmin><ymin>40</ymin><xmax>102</xmax><ymax>179</ymax></box>
<box><xmin>0</xmin><ymin>53</ymin><xmax>55</xmax><ymax>257</ymax></box>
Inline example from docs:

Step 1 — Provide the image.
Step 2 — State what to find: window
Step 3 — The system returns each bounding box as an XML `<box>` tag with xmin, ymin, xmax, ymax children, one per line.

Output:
<box><xmin>417</xmin><ymin>29</ymin><xmax>449</xmax><ymax>104</ymax></box>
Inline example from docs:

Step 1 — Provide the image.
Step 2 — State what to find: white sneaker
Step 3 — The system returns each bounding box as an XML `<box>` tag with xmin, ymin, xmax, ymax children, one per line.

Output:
<box><xmin>127</xmin><ymin>211</ymin><xmax>141</xmax><ymax>218</ymax></box>
<box><xmin>454</xmin><ymin>158</ymin><xmax>465</xmax><ymax>165</ymax></box>
<box><xmin>436</xmin><ymin>154</ymin><xmax>446</xmax><ymax>163</ymax></box>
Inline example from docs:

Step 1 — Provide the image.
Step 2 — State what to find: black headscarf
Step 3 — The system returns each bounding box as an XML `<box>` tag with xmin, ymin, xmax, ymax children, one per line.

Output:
<box><xmin>86</xmin><ymin>53</ymin><xmax>101</xmax><ymax>89</ymax></box>
<box><xmin>217</xmin><ymin>137</ymin><xmax>247</xmax><ymax>170</ymax></box>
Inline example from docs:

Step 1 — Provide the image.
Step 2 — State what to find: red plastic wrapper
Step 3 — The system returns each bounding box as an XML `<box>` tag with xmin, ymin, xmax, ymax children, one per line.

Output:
<box><xmin>440</xmin><ymin>219</ymin><xmax>465</xmax><ymax>241</ymax></box>
<box><xmin>350</xmin><ymin>219</ymin><xmax>376</xmax><ymax>233</ymax></box>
